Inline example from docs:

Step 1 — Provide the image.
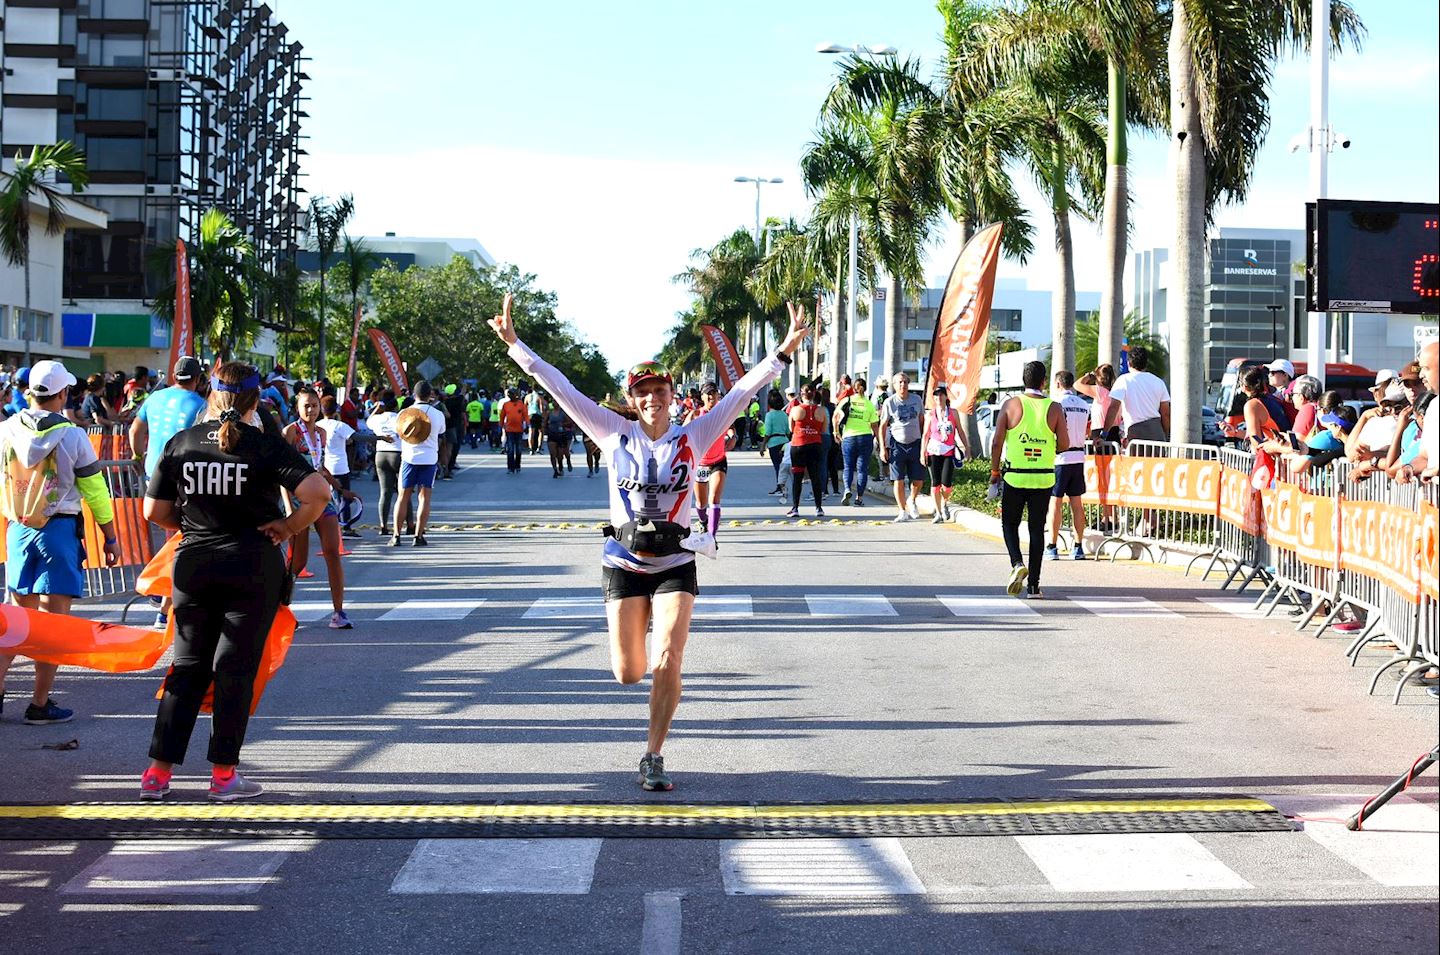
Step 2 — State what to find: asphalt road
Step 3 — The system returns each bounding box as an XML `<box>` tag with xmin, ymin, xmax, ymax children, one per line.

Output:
<box><xmin>1</xmin><ymin>439</ymin><xmax>1435</xmax><ymax>954</ymax></box>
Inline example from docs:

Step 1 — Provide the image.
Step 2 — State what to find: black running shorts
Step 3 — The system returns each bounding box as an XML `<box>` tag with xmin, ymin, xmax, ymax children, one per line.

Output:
<box><xmin>602</xmin><ymin>561</ymin><xmax>699</xmax><ymax>602</ymax></box>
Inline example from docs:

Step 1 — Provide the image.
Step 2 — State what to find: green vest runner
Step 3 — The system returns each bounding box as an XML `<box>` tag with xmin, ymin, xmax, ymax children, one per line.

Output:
<box><xmin>1003</xmin><ymin>394</ymin><xmax>1056</xmax><ymax>489</ymax></box>
<box><xmin>841</xmin><ymin>395</ymin><xmax>877</xmax><ymax>437</ymax></box>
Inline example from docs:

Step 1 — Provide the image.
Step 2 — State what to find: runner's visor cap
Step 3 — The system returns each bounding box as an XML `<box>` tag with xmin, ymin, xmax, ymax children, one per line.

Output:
<box><xmin>626</xmin><ymin>361</ymin><xmax>673</xmax><ymax>394</ymax></box>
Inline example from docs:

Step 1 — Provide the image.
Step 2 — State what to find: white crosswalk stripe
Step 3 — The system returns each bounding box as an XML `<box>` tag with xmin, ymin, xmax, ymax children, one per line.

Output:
<box><xmin>60</xmin><ymin>840</ymin><xmax>314</xmax><ymax>896</ymax></box>
<box><xmin>719</xmin><ymin>838</ymin><xmax>924</xmax><ymax>896</ymax></box>
<box><xmin>523</xmin><ymin>597</ymin><xmax>606</xmax><ymax>619</ymax></box>
<box><xmin>695</xmin><ymin>594</ymin><xmax>754</xmax><ymax>617</ymax></box>
<box><xmin>804</xmin><ymin>594</ymin><xmax>897</xmax><ymax>617</ymax></box>
<box><xmin>390</xmin><ymin>839</ymin><xmax>602</xmax><ymax>894</ymax></box>
<box><xmin>1264</xmin><ymin>794</ymin><xmax>1440</xmax><ymax>888</ymax></box>
<box><xmin>938</xmin><ymin>595</ymin><xmax>1040</xmax><ymax>618</ymax></box>
<box><xmin>1016</xmin><ymin>833</ymin><xmax>1252</xmax><ymax>892</ymax></box>
<box><xmin>1066</xmin><ymin>595</ymin><xmax>1180</xmax><ymax>617</ymax></box>
<box><xmin>377</xmin><ymin>599</ymin><xmax>485</xmax><ymax>621</ymax></box>
<box><xmin>1196</xmin><ymin>597</ymin><xmax>1275</xmax><ymax>619</ymax></box>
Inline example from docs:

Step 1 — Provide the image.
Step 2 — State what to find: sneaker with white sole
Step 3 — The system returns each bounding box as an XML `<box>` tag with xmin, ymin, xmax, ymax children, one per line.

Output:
<box><xmin>840</xmin><ymin>490</ymin><xmax>853</xmax><ymax>506</ymax></box>
<box><xmin>1072</xmin><ymin>545</ymin><xmax>1087</xmax><ymax>561</ymax></box>
<box><xmin>208</xmin><ymin>771</ymin><xmax>263</xmax><ymax>802</ymax></box>
<box><xmin>1044</xmin><ymin>544</ymin><xmax>1059</xmax><ymax>561</ymax></box>
<box><xmin>23</xmin><ymin>699</ymin><xmax>74</xmax><ymax>725</ymax></box>
<box><xmin>329</xmin><ymin>611</ymin><xmax>353</xmax><ymax>630</ymax></box>
<box><xmin>907</xmin><ymin>502</ymin><xmax>920</xmax><ymax>519</ymax></box>
<box><xmin>1006</xmin><ymin>564</ymin><xmax>1028</xmax><ymax>597</ymax></box>
<box><xmin>893</xmin><ymin>510</ymin><xmax>913</xmax><ymax>523</ymax></box>
<box><xmin>638</xmin><ymin>753</ymin><xmax>673</xmax><ymax>792</ymax></box>
<box><xmin>139</xmin><ymin>770</ymin><xmax>170</xmax><ymax>801</ymax></box>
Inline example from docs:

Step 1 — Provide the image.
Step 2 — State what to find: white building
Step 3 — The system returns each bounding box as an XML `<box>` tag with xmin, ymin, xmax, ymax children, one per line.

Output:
<box><xmin>297</xmin><ymin>234</ymin><xmax>496</xmax><ymax>275</ymax></box>
<box><xmin>0</xmin><ymin>188</ymin><xmax>108</xmax><ymax>368</ymax></box>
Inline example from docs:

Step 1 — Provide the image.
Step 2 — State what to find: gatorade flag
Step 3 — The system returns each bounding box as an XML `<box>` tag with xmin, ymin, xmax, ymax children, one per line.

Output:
<box><xmin>343</xmin><ymin>302</ymin><xmax>364</xmax><ymax>398</ymax></box>
<box><xmin>923</xmin><ymin>223</ymin><xmax>1004</xmax><ymax>413</ymax></box>
<box><xmin>699</xmin><ymin>324</ymin><xmax>746</xmax><ymax>389</ymax></box>
<box><xmin>169</xmin><ymin>238</ymin><xmax>193</xmax><ymax>373</ymax></box>
<box><xmin>368</xmin><ymin>327</ymin><xmax>409</xmax><ymax>393</ymax></box>
<box><xmin>1</xmin><ymin>604</ymin><xmax>170</xmax><ymax>673</ymax></box>
<box><xmin>1119</xmin><ymin>337</ymin><xmax>1131</xmax><ymax>374</ymax></box>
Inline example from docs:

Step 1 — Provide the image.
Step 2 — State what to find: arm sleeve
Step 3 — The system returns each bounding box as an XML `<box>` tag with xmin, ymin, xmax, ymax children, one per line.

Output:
<box><xmin>684</xmin><ymin>354</ymin><xmax>785</xmax><ymax>451</ymax></box>
<box><xmin>508</xmin><ymin>340</ymin><xmax>624</xmax><ymax>441</ymax></box>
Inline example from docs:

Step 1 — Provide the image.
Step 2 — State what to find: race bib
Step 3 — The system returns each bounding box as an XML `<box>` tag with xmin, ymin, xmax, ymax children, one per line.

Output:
<box><xmin>695</xmin><ymin>466</ymin><xmax>711</xmax><ymax>484</ymax></box>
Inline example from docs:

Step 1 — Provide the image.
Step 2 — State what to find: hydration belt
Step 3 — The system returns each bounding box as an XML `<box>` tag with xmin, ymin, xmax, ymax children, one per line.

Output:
<box><xmin>600</xmin><ymin>519</ymin><xmax>691</xmax><ymax>558</ymax></box>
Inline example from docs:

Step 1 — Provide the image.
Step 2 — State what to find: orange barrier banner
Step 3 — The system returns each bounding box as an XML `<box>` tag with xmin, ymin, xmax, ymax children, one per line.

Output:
<box><xmin>1419</xmin><ymin>501</ymin><xmax>1439</xmax><ymax>602</ymax></box>
<box><xmin>1292</xmin><ymin>488</ymin><xmax>1340</xmax><ymax>569</ymax></box>
<box><xmin>1218</xmin><ymin>466</ymin><xmax>1266</xmax><ymax>537</ymax></box>
<box><xmin>82</xmin><ymin>500</ymin><xmax>151</xmax><ymax>570</ymax></box>
<box><xmin>1114</xmin><ymin>457</ymin><xmax>1220</xmax><ymax>516</ymax></box>
<box><xmin>1339</xmin><ymin>499</ymin><xmax>1422</xmax><ymax>604</ymax></box>
<box><xmin>1262</xmin><ymin>483</ymin><xmax>1300</xmax><ymax>552</ymax></box>
<box><xmin>1081</xmin><ymin>454</ymin><xmax>1118</xmax><ymax>507</ymax></box>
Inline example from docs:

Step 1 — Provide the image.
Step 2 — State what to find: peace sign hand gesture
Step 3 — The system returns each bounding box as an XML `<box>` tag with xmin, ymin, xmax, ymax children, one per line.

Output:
<box><xmin>780</xmin><ymin>302</ymin><xmax>811</xmax><ymax>357</ymax></box>
<box><xmin>489</xmin><ymin>293</ymin><xmax>517</xmax><ymax>346</ymax></box>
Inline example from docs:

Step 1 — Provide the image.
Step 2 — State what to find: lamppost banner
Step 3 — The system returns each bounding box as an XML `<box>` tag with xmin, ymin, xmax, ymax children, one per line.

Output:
<box><xmin>169</xmin><ymin>239</ymin><xmax>192</xmax><ymax>371</ymax></box>
<box><xmin>924</xmin><ymin>223</ymin><xmax>1004</xmax><ymax>414</ymax></box>
<box><xmin>367</xmin><ymin>327</ymin><xmax>409</xmax><ymax>393</ymax></box>
<box><xmin>699</xmin><ymin>324</ymin><xmax>746</xmax><ymax>390</ymax></box>
<box><xmin>343</xmin><ymin>303</ymin><xmax>364</xmax><ymax>397</ymax></box>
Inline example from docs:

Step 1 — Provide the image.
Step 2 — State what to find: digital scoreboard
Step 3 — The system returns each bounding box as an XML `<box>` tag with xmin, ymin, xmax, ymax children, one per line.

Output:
<box><xmin>1306</xmin><ymin>199</ymin><xmax>1440</xmax><ymax>314</ymax></box>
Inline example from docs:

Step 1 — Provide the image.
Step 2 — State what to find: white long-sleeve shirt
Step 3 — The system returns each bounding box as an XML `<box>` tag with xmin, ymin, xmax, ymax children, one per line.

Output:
<box><xmin>509</xmin><ymin>340</ymin><xmax>784</xmax><ymax>573</ymax></box>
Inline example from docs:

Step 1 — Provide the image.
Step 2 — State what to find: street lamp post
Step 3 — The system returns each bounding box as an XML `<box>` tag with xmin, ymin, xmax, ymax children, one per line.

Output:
<box><xmin>1265</xmin><ymin>303</ymin><xmax>1283</xmax><ymax>362</ymax></box>
<box><xmin>734</xmin><ymin>176</ymin><xmax>784</xmax><ymax>364</ymax></box>
<box><xmin>817</xmin><ymin>43</ymin><xmax>896</xmax><ymax>386</ymax></box>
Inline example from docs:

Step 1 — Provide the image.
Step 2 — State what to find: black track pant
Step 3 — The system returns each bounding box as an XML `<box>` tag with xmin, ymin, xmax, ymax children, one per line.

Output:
<box><xmin>149</xmin><ymin>546</ymin><xmax>285</xmax><ymax>766</ymax></box>
<box><xmin>375</xmin><ymin>451</ymin><xmax>400</xmax><ymax>528</ymax></box>
<box><xmin>1001</xmin><ymin>482</ymin><xmax>1052</xmax><ymax>590</ymax></box>
<box><xmin>790</xmin><ymin>443</ymin><xmax>825</xmax><ymax>509</ymax></box>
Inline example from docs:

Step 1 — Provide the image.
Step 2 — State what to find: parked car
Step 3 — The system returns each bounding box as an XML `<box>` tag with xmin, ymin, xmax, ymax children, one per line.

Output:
<box><xmin>1201</xmin><ymin>405</ymin><xmax>1225</xmax><ymax>447</ymax></box>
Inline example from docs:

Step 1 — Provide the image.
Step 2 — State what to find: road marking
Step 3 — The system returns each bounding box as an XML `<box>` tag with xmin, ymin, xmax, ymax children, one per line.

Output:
<box><xmin>1066</xmin><ymin>596</ymin><xmax>1180</xmax><ymax>618</ymax></box>
<box><xmin>60</xmin><ymin>840</ymin><xmax>313</xmax><ymax>896</ymax></box>
<box><xmin>694</xmin><ymin>595</ymin><xmax>753</xmax><ymax>617</ymax></box>
<box><xmin>640</xmin><ymin>890</ymin><xmax>683</xmax><ymax>955</ymax></box>
<box><xmin>377</xmin><ymin>599</ymin><xmax>485</xmax><ymax>621</ymax></box>
<box><xmin>720</xmin><ymin>838</ymin><xmax>924</xmax><ymax>896</ymax></box>
<box><xmin>1265</xmin><ymin>794</ymin><xmax>1440</xmax><ymax>887</ymax></box>
<box><xmin>1196</xmin><ymin>597</ymin><xmax>1273</xmax><ymax>619</ymax></box>
<box><xmin>804</xmin><ymin>594</ymin><xmax>897</xmax><ymax>617</ymax></box>
<box><xmin>1016</xmin><ymin>833</ymin><xmax>1252</xmax><ymax>892</ymax></box>
<box><xmin>288</xmin><ymin>602</ymin><xmax>335</xmax><ymax>623</ymax></box>
<box><xmin>938</xmin><ymin>595</ymin><xmax>1040</xmax><ymax>618</ymax></box>
<box><xmin>390</xmin><ymin>838</ymin><xmax>602</xmax><ymax>894</ymax></box>
<box><xmin>523</xmin><ymin>597</ymin><xmax>606</xmax><ymax>619</ymax></box>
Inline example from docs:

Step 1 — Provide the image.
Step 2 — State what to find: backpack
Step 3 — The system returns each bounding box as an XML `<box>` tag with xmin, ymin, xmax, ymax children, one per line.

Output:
<box><xmin>1</xmin><ymin>431</ymin><xmax>64</xmax><ymax>529</ymax></box>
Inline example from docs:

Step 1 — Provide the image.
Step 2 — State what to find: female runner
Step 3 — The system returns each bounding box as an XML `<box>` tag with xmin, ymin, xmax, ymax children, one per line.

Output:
<box><xmin>282</xmin><ymin>389</ymin><xmax>355</xmax><ymax>630</ymax></box>
<box><xmin>491</xmin><ymin>295</ymin><xmax>809</xmax><ymax>791</ymax></box>
<box><xmin>682</xmin><ymin>381</ymin><xmax>737</xmax><ymax>540</ymax></box>
<box><xmin>920</xmin><ymin>382</ymin><xmax>969</xmax><ymax>524</ymax></box>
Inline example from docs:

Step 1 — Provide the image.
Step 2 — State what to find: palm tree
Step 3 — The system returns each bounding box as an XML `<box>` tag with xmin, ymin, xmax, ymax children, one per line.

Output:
<box><xmin>332</xmin><ymin>234</ymin><xmax>380</xmax><ymax>379</ymax></box>
<box><xmin>258</xmin><ymin>258</ymin><xmax>310</xmax><ymax>367</ymax></box>
<box><xmin>1075</xmin><ymin>310</ymin><xmax>1169</xmax><ymax>381</ymax></box>
<box><xmin>0</xmin><ymin>143</ymin><xmax>90</xmax><ymax>364</ymax></box>
<box><xmin>1168</xmin><ymin>0</ymin><xmax>1362</xmax><ymax>442</ymax></box>
<box><xmin>656</xmin><ymin>311</ymin><xmax>707</xmax><ymax>382</ymax></box>
<box><xmin>151</xmin><ymin>208</ymin><xmax>256</xmax><ymax>362</ymax></box>
<box><xmin>307</xmin><ymin>193</ymin><xmax>354</xmax><ymax>379</ymax></box>
<box><xmin>673</xmin><ymin>228</ymin><xmax>765</xmax><ymax>355</ymax></box>
<box><xmin>970</xmin><ymin>0</ymin><xmax>1167</xmax><ymax>372</ymax></box>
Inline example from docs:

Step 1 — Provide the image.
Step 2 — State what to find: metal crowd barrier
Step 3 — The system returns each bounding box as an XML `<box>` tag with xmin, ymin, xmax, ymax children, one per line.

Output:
<box><xmin>81</xmin><ymin>460</ymin><xmax>161</xmax><ymax>615</ymax></box>
<box><xmin>1096</xmin><ymin>440</ymin><xmax>1219</xmax><ymax>563</ymax></box>
<box><xmin>86</xmin><ymin>424</ymin><xmax>133</xmax><ymax>462</ymax></box>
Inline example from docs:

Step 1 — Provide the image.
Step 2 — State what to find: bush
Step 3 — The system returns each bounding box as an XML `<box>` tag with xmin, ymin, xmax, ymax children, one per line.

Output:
<box><xmin>947</xmin><ymin>456</ymin><xmax>999</xmax><ymax>517</ymax></box>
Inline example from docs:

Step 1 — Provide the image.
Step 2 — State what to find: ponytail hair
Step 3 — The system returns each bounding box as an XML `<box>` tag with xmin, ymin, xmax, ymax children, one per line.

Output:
<box><xmin>209</xmin><ymin>361</ymin><xmax>261</xmax><ymax>454</ymax></box>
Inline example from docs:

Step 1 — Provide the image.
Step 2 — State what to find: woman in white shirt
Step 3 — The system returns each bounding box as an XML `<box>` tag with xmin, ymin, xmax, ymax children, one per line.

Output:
<box><xmin>319</xmin><ymin>396</ymin><xmax>358</xmax><ymax>536</ymax></box>
<box><xmin>367</xmin><ymin>393</ymin><xmax>402</xmax><ymax>537</ymax></box>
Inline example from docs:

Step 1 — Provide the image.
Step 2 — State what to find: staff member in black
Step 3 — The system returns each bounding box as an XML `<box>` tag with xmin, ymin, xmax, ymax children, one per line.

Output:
<box><xmin>138</xmin><ymin>362</ymin><xmax>330</xmax><ymax>802</ymax></box>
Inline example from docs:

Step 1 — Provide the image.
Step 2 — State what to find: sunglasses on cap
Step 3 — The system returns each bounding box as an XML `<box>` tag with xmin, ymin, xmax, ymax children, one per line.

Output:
<box><xmin>626</xmin><ymin>361</ymin><xmax>673</xmax><ymax>391</ymax></box>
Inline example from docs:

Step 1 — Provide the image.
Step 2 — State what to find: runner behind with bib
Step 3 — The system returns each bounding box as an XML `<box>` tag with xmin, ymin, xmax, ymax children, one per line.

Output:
<box><xmin>282</xmin><ymin>389</ymin><xmax>355</xmax><ymax>629</ymax></box>
<box><xmin>490</xmin><ymin>295</ymin><xmax>810</xmax><ymax>791</ymax></box>
<box><xmin>989</xmin><ymin>360</ymin><xmax>1069</xmax><ymax>598</ymax></box>
<box><xmin>682</xmin><ymin>382</ymin><xmax>736</xmax><ymax>538</ymax></box>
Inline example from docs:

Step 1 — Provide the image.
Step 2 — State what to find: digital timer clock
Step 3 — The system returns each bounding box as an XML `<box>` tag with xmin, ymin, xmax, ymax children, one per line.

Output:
<box><xmin>1306</xmin><ymin>199</ymin><xmax>1440</xmax><ymax>314</ymax></box>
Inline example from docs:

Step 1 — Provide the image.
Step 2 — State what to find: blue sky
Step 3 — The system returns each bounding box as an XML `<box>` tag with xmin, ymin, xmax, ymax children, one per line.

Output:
<box><xmin>270</xmin><ymin>0</ymin><xmax>1439</xmax><ymax>366</ymax></box>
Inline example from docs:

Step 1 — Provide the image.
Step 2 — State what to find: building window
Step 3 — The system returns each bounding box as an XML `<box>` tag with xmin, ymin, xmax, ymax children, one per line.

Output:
<box><xmin>992</xmin><ymin>309</ymin><xmax>1023</xmax><ymax>332</ymax></box>
<box><xmin>903</xmin><ymin>340</ymin><xmax>926</xmax><ymax>362</ymax></box>
<box><xmin>0</xmin><ymin>306</ymin><xmax>9</xmax><ymax>340</ymax></box>
<box><xmin>18</xmin><ymin>310</ymin><xmax>53</xmax><ymax>345</ymax></box>
<box><xmin>86</xmin><ymin>137</ymin><xmax>145</xmax><ymax>172</ymax></box>
<box><xmin>904</xmin><ymin>307</ymin><xmax>921</xmax><ymax>330</ymax></box>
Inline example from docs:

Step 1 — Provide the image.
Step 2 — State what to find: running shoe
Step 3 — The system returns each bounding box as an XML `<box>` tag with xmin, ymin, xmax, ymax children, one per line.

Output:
<box><xmin>388</xmin><ymin>536</ymin><xmax>402</xmax><ymax>547</ymax></box>
<box><xmin>341</xmin><ymin>528</ymin><xmax>362</xmax><ymax>539</ymax></box>
<box><xmin>152</xmin><ymin>610</ymin><xmax>168</xmax><ymax>630</ymax></box>
<box><xmin>413</xmin><ymin>534</ymin><xmax>429</xmax><ymax>547</ymax></box>
<box><xmin>1072</xmin><ymin>545</ymin><xmax>1087</xmax><ymax>561</ymax></box>
<box><xmin>208</xmin><ymin>771</ymin><xmax>263</xmax><ymax>802</ymax></box>
<box><xmin>815</xmin><ymin>508</ymin><xmax>825</xmax><ymax>519</ymax></box>
<box><xmin>785</xmin><ymin>506</ymin><xmax>799</xmax><ymax>519</ymax></box>
<box><xmin>893</xmin><ymin>511</ymin><xmax>912</xmax><ymax>523</ymax></box>
<box><xmin>23</xmin><ymin>699</ymin><xmax>74</xmax><ymax>725</ymax></box>
<box><xmin>907</xmin><ymin>501</ymin><xmax>920</xmax><ymax>520</ymax></box>
<box><xmin>931</xmin><ymin>511</ymin><xmax>944</xmax><ymax>524</ymax></box>
<box><xmin>329</xmin><ymin>611</ymin><xmax>353</xmax><ymax>630</ymax></box>
<box><xmin>1026</xmin><ymin>586</ymin><xmax>1045</xmax><ymax>600</ymax></box>
<box><xmin>638</xmin><ymin>753</ymin><xmax>674</xmax><ymax>792</ymax></box>
<box><xmin>139</xmin><ymin>769</ymin><xmax>170</xmax><ymax>801</ymax></box>
<box><xmin>841</xmin><ymin>490</ymin><xmax>853</xmax><ymax>506</ymax></box>
<box><xmin>853</xmin><ymin>496</ymin><xmax>865</xmax><ymax>507</ymax></box>
<box><xmin>1044</xmin><ymin>544</ymin><xmax>1059</xmax><ymax>561</ymax></box>
<box><xmin>1006</xmin><ymin>564</ymin><xmax>1028</xmax><ymax>597</ymax></box>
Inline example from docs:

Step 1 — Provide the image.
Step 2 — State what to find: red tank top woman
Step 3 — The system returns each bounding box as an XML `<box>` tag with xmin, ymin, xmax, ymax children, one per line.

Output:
<box><xmin>790</xmin><ymin>402</ymin><xmax>825</xmax><ymax>446</ymax></box>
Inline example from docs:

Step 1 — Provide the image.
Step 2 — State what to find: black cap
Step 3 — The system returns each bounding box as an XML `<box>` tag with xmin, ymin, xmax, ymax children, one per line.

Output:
<box><xmin>173</xmin><ymin>356</ymin><xmax>203</xmax><ymax>381</ymax></box>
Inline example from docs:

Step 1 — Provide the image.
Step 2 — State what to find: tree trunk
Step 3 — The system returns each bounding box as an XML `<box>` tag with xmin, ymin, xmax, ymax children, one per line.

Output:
<box><xmin>1050</xmin><ymin>142</ymin><xmax>1077</xmax><ymax>378</ymax></box>
<box><xmin>1098</xmin><ymin>57</ymin><xmax>1128</xmax><ymax>373</ymax></box>
<box><xmin>832</xmin><ymin>251</ymin><xmax>845</xmax><ymax>386</ymax></box>
<box><xmin>885</xmin><ymin>275</ymin><xmax>903</xmax><ymax>380</ymax></box>
<box><xmin>1169</xmin><ymin>2</ymin><xmax>1206</xmax><ymax>445</ymax></box>
<box><xmin>317</xmin><ymin>267</ymin><xmax>328</xmax><ymax>380</ymax></box>
<box><xmin>22</xmin><ymin>234</ymin><xmax>32</xmax><ymax>366</ymax></box>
